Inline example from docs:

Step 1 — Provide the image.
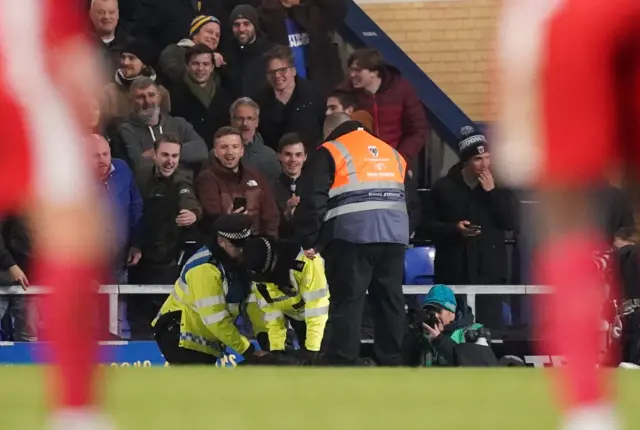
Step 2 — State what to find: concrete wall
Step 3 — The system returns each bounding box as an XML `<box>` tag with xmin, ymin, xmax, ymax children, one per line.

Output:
<box><xmin>356</xmin><ymin>0</ymin><xmax>500</xmax><ymax>122</ymax></box>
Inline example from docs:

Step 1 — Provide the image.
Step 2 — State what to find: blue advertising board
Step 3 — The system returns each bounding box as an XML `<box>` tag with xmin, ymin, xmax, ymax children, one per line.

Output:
<box><xmin>0</xmin><ymin>340</ymin><xmax>258</xmax><ymax>367</ymax></box>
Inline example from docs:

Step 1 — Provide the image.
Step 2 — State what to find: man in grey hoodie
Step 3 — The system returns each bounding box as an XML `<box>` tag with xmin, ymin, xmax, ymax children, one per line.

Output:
<box><xmin>113</xmin><ymin>77</ymin><xmax>208</xmax><ymax>174</ymax></box>
<box><xmin>230</xmin><ymin>97</ymin><xmax>281</xmax><ymax>182</ymax></box>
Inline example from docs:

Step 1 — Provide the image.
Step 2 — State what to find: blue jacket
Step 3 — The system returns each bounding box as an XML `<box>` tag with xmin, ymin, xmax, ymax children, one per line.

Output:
<box><xmin>103</xmin><ymin>159</ymin><xmax>143</xmax><ymax>264</ymax></box>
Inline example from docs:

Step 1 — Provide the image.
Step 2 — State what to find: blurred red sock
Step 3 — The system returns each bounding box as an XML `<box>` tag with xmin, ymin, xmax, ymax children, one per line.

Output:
<box><xmin>36</xmin><ymin>257</ymin><xmax>101</xmax><ymax>408</ymax></box>
<box><xmin>535</xmin><ymin>232</ymin><xmax>615</xmax><ymax>410</ymax></box>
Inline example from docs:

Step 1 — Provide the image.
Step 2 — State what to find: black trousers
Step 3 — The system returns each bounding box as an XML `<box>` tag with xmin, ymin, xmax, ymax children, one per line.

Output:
<box><xmin>153</xmin><ymin>312</ymin><xmax>218</xmax><ymax>365</ymax></box>
<box><xmin>323</xmin><ymin>240</ymin><xmax>406</xmax><ymax>365</ymax></box>
<box><xmin>128</xmin><ymin>263</ymin><xmax>181</xmax><ymax>339</ymax></box>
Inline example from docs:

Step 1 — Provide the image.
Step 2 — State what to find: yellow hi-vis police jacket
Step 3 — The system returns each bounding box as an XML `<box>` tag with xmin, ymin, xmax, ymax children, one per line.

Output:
<box><xmin>152</xmin><ymin>246</ymin><xmax>265</xmax><ymax>357</ymax></box>
<box><xmin>250</xmin><ymin>250</ymin><xmax>329</xmax><ymax>352</ymax></box>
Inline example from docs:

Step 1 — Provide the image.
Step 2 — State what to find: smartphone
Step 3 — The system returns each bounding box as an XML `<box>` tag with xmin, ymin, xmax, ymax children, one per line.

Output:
<box><xmin>233</xmin><ymin>197</ymin><xmax>247</xmax><ymax>211</ymax></box>
<box><xmin>468</xmin><ymin>224</ymin><xmax>482</xmax><ymax>233</ymax></box>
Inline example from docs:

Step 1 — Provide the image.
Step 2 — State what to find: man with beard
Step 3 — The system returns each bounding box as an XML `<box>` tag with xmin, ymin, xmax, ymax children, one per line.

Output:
<box><xmin>101</xmin><ymin>38</ymin><xmax>170</xmax><ymax>132</ymax></box>
<box><xmin>230</xmin><ymin>97</ymin><xmax>281</xmax><ymax>182</ymax></box>
<box><xmin>129</xmin><ymin>133</ymin><xmax>202</xmax><ymax>338</ymax></box>
<box><xmin>196</xmin><ymin>126</ymin><xmax>279</xmax><ymax>238</ymax></box>
<box><xmin>113</xmin><ymin>77</ymin><xmax>208</xmax><ymax>174</ymax></box>
<box><xmin>222</xmin><ymin>5</ymin><xmax>273</xmax><ymax>98</ymax></box>
<box><xmin>272</xmin><ymin>132</ymin><xmax>306</xmax><ymax>239</ymax></box>
<box><xmin>170</xmin><ymin>44</ymin><xmax>235</xmax><ymax>149</ymax></box>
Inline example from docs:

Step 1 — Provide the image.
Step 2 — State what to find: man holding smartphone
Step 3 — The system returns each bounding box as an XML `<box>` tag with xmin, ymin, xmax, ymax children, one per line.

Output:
<box><xmin>196</xmin><ymin>126</ymin><xmax>280</xmax><ymax>239</ymax></box>
<box><xmin>424</xmin><ymin>126</ymin><xmax>519</xmax><ymax>328</ymax></box>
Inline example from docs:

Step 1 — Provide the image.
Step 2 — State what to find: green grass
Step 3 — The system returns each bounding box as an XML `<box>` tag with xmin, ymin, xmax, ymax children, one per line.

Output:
<box><xmin>0</xmin><ymin>367</ymin><xmax>638</xmax><ymax>429</ymax></box>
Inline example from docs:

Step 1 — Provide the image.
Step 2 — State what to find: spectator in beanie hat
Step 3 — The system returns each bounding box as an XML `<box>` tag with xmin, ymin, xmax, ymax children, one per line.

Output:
<box><xmin>458</xmin><ymin>125</ymin><xmax>488</xmax><ymax>162</ymax></box>
<box><xmin>424</xmin><ymin>125</ymin><xmax>519</xmax><ymax>329</ymax></box>
<box><xmin>418</xmin><ymin>284</ymin><xmax>498</xmax><ymax>367</ymax></box>
<box><xmin>423</xmin><ymin>284</ymin><xmax>457</xmax><ymax>316</ymax></box>
<box><xmin>222</xmin><ymin>4</ymin><xmax>273</xmax><ymax>97</ymax></box>
<box><xmin>158</xmin><ymin>15</ymin><xmax>227</xmax><ymax>87</ymax></box>
<box><xmin>102</xmin><ymin>38</ymin><xmax>170</xmax><ymax>130</ymax></box>
<box><xmin>242</xmin><ymin>236</ymin><xmax>329</xmax><ymax>363</ymax></box>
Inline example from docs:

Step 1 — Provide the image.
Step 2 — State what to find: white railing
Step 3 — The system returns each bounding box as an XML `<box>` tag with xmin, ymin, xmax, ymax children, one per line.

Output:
<box><xmin>0</xmin><ymin>284</ymin><xmax>549</xmax><ymax>335</ymax></box>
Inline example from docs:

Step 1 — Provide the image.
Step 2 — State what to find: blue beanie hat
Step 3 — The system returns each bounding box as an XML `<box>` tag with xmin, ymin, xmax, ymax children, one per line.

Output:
<box><xmin>423</xmin><ymin>284</ymin><xmax>457</xmax><ymax>313</ymax></box>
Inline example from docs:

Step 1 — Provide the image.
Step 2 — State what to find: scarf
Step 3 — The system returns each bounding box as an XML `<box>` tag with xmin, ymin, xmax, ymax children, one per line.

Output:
<box><xmin>184</xmin><ymin>72</ymin><xmax>216</xmax><ymax>108</ymax></box>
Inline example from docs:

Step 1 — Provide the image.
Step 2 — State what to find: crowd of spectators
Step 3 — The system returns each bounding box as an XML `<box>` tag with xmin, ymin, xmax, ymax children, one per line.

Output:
<box><xmin>0</xmin><ymin>0</ymin><xmax>635</xmax><ymax>342</ymax></box>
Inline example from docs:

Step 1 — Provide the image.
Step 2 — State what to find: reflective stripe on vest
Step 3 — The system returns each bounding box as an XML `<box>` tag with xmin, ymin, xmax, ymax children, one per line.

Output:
<box><xmin>321</xmin><ymin>130</ymin><xmax>409</xmax><ymax>245</ymax></box>
<box><xmin>322</xmin><ymin>131</ymin><xmax>407</xmax><ymax>222</ymax></box>
<box><xmin>326</xmin><ymin>138</ymin><xmax>406</xmax><ymax>198</ymax></box>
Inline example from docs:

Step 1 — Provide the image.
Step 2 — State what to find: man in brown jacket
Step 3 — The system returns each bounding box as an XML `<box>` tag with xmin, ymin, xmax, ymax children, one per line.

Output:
<box><xmin>196</xmin><ymin>126</ymin><xmax>280</xmax><ymax>238</ymax></box>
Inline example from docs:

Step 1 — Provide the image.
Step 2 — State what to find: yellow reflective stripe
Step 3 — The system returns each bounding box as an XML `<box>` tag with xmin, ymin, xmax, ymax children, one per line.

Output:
<box><xmin>194</xmin><ymin>295</ymin><xmax>225</xmax><ymax>309</ymax></box>
<box><xmin>328</xmin><ymin>180</ymin><xmax>404</xmax><ymax>198</ymax></box>
<box><xmin>305</xmin><ymin>305</ymin><xmax>329</xmax><ymax>318</ymax></box>
<box><xmin>302</xmin><ymin>288</ymin><xmax>328</xmax><ymax>302</ymax></box>
<box><xmin>324</xmin><ymin>201</ymin><xmax>406</xmax><ymax>221</ymax></box>
<box><xmin>264</xmin><ymin>311</ymin><xmax>283</xmax><ymax>322</ymax></box>
<box><xmin>202</xmin><ymin>310</ymin><xmax>229</xmax><ymax>325</ymax></box>
<box><xmin>247</xmin><ymin>293</ymin><xmax>257</xmax><ymax>303</ymax></box>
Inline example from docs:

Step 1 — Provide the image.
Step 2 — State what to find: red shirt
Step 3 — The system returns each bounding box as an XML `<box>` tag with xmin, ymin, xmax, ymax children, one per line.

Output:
<box><xmin>0</xmin><ymin>0</ymin><xmax>92</xmax><ymax>213</ymax></box>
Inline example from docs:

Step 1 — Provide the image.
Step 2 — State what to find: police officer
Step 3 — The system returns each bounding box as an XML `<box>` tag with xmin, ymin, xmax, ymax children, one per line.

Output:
<box><xmin>293</xmin><ymin>112</ymin><xmax>417</xmax><ymax>366</ymax></box>
<box><xmin>243</xmin><ymin>236</ymin><xmax>330</xmax><ymax>364</ymax></box>
<box><xmin>151</xmin><ymin>214</ymin><xmax>270</xmax><ymax>364</ymax></box>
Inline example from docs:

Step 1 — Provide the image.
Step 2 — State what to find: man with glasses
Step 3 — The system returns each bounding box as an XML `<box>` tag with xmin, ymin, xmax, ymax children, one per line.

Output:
<box><xmin>253</xmin><ymin>44</ymin><xmax>326</xmax><ymax>153</ymax></box>
<box><xmin>230</xmin><ymin>97</ymin><xmax>281</xmax><ymax>181</ymax></box>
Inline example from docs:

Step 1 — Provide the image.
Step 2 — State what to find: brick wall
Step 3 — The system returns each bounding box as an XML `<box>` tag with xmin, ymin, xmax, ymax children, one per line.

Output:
<box><xmin>357</xmin><ymin>0</ymin><xmax>500</xmax><ymax>122</ymax></box>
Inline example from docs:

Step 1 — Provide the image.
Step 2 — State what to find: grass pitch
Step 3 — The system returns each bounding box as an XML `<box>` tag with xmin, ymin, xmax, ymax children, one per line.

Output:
<box><xmin>1</xmin><ymin>367</ymin><xmax>638</xmax><ymax>429</ymax></box>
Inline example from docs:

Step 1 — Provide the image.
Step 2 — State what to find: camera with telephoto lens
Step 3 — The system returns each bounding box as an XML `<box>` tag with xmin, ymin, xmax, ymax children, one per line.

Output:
<box><xmin>463</xmin><ymin>326</ymin><xmax>492</xmax><ymax>344</ymax></box>
<box><xmin>407</xmin><ymin>306</ymin><xmax>442</xmax><ymax>333</ymax></box>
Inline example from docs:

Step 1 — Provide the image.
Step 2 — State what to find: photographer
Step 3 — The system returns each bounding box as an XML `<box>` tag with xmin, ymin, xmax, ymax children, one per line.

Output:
<box><xmin>415</xmin><ymin>285</ymin><xmax>498</xmax><ymax>367</ymax></box>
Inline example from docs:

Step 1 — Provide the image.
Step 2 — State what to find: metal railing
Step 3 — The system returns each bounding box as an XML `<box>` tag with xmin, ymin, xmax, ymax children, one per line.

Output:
<box><xmin>0</xmin><ymin>284</ymin><xmax>549</xmax><ymax>336</ymax></box>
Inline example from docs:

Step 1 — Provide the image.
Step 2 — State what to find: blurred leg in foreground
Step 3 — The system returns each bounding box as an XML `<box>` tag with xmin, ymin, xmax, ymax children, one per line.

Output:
<box><xmin>0</xmin><ymin>0</ymin><xmax>113</xmax><ymax>427</ymax></box>
<box><xmin>492</xmin><ymin>0</ymin><xmax>640</xmax><ymax>428</ymax></box>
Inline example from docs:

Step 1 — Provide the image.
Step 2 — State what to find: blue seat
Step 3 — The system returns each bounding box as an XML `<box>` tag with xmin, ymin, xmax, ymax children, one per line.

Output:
<box><xmin>404</xmin><ymin>246</ymin><xmax>435</xmax><ymax>285</ymax></box>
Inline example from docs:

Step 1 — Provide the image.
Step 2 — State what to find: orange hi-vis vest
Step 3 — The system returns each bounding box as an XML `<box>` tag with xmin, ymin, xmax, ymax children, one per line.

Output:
<box><xmin>321</xmin><ymin>129</ymin><xmax>410</xmax><ymax>245</ymax></box>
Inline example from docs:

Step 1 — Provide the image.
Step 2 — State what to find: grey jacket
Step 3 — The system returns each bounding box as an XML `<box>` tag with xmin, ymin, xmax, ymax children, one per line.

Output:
<box><xmin>241</xmin><ymin>133</ymin><xmax>281</xmax><ymax>182</ymax></box>
<box><xmin>115</xmin><ymin>114</ymin><xmax>208</xmax><ymax>172</ymax></box>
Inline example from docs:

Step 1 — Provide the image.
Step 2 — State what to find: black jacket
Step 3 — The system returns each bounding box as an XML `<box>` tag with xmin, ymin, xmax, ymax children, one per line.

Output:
<box><xmin>258</xmin><ymin>0</ymin><xmax>346</xmax><ymax>95</ymax></box>
<box><xmin>91</xmin><ymin>26</ymin><xmax>132</xmax><ymax>80</ymax></box>
<box><xmin>615</xmin><ymin>244</ymin><xmax>640</xmax><ymax>300</ymax></box>
<box><xmin>293</xmin><ymin>121</ymin><xmax>421</xmax><ymax>249</ymax></box>
<box><xmin>254</xmin><ymin>77</ymin><xmax>326</xmax><ymax>153</ymax></box>
<box><xmin>135</xmin><ymin>161</ymin><xmax>202</xmax><ymax>265</ymax></box>
<box><xmin>169</xmin><ymin>75</ymin><xmax>235</xmax><ymax>150</ymax></box>
<box><xmin>272</xmin><ymin>173</ymin><xmax>299</xmax><ymax>240</ymax></box>
<box><xmin>223</xmin><ymin>36</ymin><xmax>273</xmax><ymax>98</ymax></box>
<box><xmin>0</xmin><ymin>216</ymin><xmax>32</xmax><ymax>282</ymax></box>
<box><xmin>425</xmin><ymin>163</ymin><xmax>518</xmax><ymax>285</ymax></box>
